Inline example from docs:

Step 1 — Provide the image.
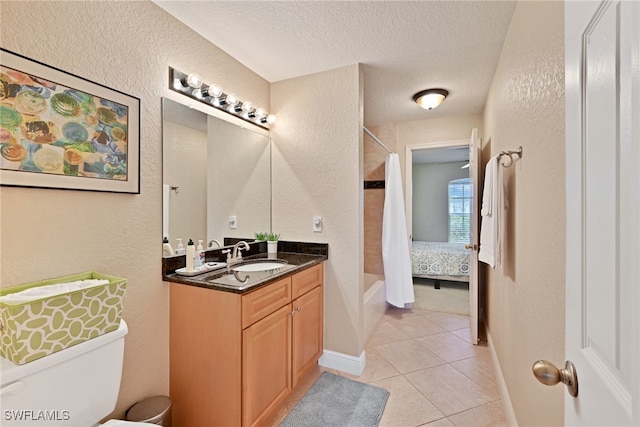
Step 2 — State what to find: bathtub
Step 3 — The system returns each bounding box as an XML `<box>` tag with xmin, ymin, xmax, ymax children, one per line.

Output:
<box><xmin>364</xmin><ymin>273</ymin><xmax>387</xmax><ymax>344</ymax></box>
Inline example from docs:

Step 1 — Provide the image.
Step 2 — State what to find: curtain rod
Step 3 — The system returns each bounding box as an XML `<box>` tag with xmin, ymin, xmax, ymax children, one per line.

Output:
<box><xmin>363</xmin><ymin>127</ymin><xmax>393</xmax><ymax>154</ymax></box>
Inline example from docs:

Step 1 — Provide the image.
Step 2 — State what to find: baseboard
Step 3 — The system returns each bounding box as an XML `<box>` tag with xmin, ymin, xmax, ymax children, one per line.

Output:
<box><xmin>318</xmin><ymin>349</ymin><xmax>366</xmax><ymax>376</ymax></box>
<box><xmin>486</xmin><ymin>324</ymin><xmax>518</xmax><ymax>426</ymax></box>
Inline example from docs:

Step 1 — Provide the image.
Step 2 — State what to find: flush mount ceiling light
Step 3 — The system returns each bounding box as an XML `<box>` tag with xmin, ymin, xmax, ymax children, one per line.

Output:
<box><xmin>170</xmin><ymin>68</ymin><xmax>275</xmax><ymax>129</ymax></box>
<box><xmin>413</xmin><ymin>89</ymin><xmax>449</xmax><ymax>110</ymax></box>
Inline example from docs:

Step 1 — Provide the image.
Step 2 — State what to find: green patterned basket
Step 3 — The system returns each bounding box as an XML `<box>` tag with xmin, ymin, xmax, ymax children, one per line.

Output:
<box><xmin>0</xmin><ymin>272</ymin><xmax>126</xmax><ymax>365</ymax></box>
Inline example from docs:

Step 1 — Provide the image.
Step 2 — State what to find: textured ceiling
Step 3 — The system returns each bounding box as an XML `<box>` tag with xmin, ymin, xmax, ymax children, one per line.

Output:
<box><xmin>154</xmin><ymin>1</ymin><xmax>517</xmax><ymax>126</ymax></box>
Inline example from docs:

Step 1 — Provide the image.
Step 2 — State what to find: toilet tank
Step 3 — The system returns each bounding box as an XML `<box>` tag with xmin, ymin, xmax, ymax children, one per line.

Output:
<box><xmin>0</xmin><ymin>320</ymin><xmax>128</xmax><ymax>426</ymax></box>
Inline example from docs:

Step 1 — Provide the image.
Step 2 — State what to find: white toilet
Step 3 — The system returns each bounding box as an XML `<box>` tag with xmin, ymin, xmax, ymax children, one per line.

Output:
<box><xmin>0</xmin><ymin>320</ymin><xmax>152</xmax><ymax>426</ymax></box>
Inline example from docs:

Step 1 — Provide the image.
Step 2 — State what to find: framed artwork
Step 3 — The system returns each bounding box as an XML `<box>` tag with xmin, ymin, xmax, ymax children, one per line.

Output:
<box><xmin>0</xmin><ymin>48</ymin><xmax>140</xmax><ymax>193</ymax></box>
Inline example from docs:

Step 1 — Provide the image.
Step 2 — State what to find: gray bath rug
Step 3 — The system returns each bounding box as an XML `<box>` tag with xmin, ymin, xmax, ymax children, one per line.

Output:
<box><xmin>280</xmin><ymin>371</ymin><xmax>390</xmax><ymax>427</ymax></box>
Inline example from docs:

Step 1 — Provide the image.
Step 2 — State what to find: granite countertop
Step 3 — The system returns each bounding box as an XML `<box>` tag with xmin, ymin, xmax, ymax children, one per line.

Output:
<box><xmin>163</xmin><ymin>248</ymin><xmax>327</xmax><ymax>294</ymax></box>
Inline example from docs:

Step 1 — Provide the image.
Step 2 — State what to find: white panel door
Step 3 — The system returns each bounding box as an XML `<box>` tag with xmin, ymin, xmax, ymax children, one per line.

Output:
<box><xmin>564</xmin><ymin>0</ymin><xmax>639</xmax><ymax>425</ymax></box>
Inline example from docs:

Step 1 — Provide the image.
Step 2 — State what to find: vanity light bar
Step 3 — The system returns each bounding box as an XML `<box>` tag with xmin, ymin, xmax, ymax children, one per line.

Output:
<box><xmin>169</xmin><ymin>67</ymin><xmax>275</xmax><ymax>129</ymax></box>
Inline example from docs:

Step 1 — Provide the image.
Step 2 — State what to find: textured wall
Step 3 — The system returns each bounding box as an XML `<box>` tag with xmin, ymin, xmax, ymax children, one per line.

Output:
<box><xmin>0</xmin><ymin>0</ymin><xmax>269</xmax><ymax>419</ymax></box>
<box><xmin>396</xmin><ymin>115</ymin><xmax>483</xmax><ymax>181</ymax></box>
<box><xmin>271</xmin><ymin>64</ymin><xmax>364</xmax><ymax>356</ymax></box>
<box><xmin>482</xmin><ymin>1</ymin><xmax>565</xmax><ymax>425</ymax></box>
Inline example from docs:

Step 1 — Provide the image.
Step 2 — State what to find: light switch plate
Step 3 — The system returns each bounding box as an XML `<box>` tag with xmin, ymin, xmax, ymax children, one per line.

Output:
<box><xmin>313</xmin><ymin>216</ymin><xmax>322</xmax><ymax>232</ymax></box>
<box><xmin>229</xmin><ymin>215</ymin><xmax>237</xmax><ymax>229</ymax></box>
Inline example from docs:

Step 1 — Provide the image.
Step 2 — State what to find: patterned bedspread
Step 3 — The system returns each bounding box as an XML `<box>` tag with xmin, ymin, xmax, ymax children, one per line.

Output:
<box><xmin>411</xmin><ymin>241</ymin><xmax>470</xmax><ymax>277</ymax></box>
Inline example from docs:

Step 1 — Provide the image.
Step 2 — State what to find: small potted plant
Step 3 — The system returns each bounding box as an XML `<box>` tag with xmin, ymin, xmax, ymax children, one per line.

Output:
<box><xmin>266</xmin><ymin>232</ymin><xmax>280</xmax><ymax>254</ymax></box>
<box><xmin>254</xmin><ymin>232</ymin><xmax>267</xmax><ymax>242</ymax></box>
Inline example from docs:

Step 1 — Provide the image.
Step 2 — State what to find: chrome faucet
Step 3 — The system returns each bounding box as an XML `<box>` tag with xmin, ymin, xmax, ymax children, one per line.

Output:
<box><xmin>223</xmin><ymin>241</ymin><xmax>250</xmax><ymax>266</ymax></box>
<box><xmin>208</xmin><ymin>239</ymin><xmax>221</xmax><ymax>248</ymax></box>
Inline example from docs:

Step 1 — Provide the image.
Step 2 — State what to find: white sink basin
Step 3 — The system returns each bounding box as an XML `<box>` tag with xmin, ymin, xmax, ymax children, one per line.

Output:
<box><xmin>233</xmin><ymin>261</ymin><xmax>288</xmax><ymax>272</ymax></box>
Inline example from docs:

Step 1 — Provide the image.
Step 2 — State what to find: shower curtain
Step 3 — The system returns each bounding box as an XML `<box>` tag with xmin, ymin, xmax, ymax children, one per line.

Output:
<box><xmin>382</xmin><ymin>153</ymin><xmax>415</xmax><ymax>308</ymax></box>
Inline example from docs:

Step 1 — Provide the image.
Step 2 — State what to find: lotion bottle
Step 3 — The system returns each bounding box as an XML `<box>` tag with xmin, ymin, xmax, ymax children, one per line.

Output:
<box><xmin>162</xmin><ymin>237</ymin><xmax>174</xmax><ymax>256</ymax></box>
<box><xmin>196</xmin><ymin>240</ymin><xmax>205</xmax><ymax>268</ymax></box>
<box><xmin>186</xmin><ymin>239</ymin><xmax>195</xmax><ymax>272</ymax></box>
<box><xmin>175</xmin><ymin>238</ymin><xmax>185</xmax><ymax>255</ymax></box>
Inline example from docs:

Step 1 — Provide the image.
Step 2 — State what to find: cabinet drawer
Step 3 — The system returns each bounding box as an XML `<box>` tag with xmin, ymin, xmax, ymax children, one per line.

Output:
<box><xmin>292</xmin><ymin>263</ymin><xmax>323</xmax><ymax>299</ymax></box>
<box><xmin>242</xmin><ymin>277</ymin><xmax>292</xmax><ymax>329</ymax></box>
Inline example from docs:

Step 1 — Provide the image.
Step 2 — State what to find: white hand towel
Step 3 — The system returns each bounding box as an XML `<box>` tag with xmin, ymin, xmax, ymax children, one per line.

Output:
<box><xmin>0</xmin><ymin>279</ymin><xmax>109</xmax><ymax>304</ymax></box>
<box><xmin>478</xmin><ymin>155</ymin><xmax>506</xmax><ymax>269</ymax></box>
<box><xmin>163</xmin><ymin>184</ymin><xmax>170</xmax><ymax>239</ymax></box>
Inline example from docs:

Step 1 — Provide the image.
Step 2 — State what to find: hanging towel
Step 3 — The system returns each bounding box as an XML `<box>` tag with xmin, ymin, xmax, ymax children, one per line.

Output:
<box><xmin>163</xmin><ymin>184</ymin><xmax>170</xmax><ymax>239</ymax></box>
<box><xmin>382</xmin><ymin>153</ymin><xmax>415</xmax><ymax>308</ymax></box>
<box><xmin>478</xmin><ymin>155</ymin><xmax>505</xmax><ymax>268</ymax></box>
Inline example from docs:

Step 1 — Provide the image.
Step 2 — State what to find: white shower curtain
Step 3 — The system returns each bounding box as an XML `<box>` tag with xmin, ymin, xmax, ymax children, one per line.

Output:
<box><xmin>382</xmin><ymin>153</ymin><xmax>415</xmax><ymax>308</ymax></box>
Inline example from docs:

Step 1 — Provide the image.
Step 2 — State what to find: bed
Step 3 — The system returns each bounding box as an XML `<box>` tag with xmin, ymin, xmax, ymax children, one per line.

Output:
<box><xmin>411</xmin><ymin>241</ymin><xmax>470</xmax><ymax>289</ymax></box>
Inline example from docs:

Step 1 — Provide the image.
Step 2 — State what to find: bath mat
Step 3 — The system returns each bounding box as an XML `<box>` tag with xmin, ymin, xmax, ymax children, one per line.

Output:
<box><xmin>280</xmin><ymin>371</ymin><xmax>390</xmax><ymax>427</ymax></box>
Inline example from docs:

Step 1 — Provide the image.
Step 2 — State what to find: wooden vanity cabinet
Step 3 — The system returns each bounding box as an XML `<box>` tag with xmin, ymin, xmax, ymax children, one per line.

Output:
<box><xmin>169</xmin><ymin>263</ymin><xmax>323</xmax><ymax>427</ymax></box>
<box><xmin>291</xmin><ymin>265</ymin><xmax>324</xmax><ymax>388</ymax></box>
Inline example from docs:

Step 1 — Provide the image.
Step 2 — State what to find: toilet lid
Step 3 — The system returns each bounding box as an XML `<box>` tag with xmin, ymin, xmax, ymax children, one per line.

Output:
<box><xmin>101</xmin><ymin>420</ymin><xmax>151</xmax><ymax>427</ymax></box>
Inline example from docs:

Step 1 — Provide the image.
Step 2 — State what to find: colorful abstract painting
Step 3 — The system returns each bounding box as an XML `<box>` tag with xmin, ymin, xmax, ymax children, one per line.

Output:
<box><xmin>0</xmin><ymin>49</ymin><xmax>139</xmax><ymax>193</ymax></box>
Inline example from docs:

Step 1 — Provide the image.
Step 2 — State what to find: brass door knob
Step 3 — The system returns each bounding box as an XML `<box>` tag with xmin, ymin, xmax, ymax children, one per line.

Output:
<box><xmin>465</xmin><ymin>244</ymin><xmax>478</xmax><ymax>250</ymax></box>
<box><xmin>532</xmin><ymin>360</ymin><xmax>578</xmax><ymax>397</ymax></box>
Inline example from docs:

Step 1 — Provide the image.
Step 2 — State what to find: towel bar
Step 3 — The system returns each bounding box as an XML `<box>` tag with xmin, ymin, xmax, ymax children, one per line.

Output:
<box><xmin>499</xmin><ymin>146</ymin><xmax>523</xmax><ymax>167</ymax></box>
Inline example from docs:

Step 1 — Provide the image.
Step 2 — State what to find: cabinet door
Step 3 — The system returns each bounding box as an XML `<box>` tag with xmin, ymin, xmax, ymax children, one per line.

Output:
<box><xmin>292</xmin><ymin>285</ymin><xmax>323</xmax><ymax>388</ymax></box>
<box><xmin>242</xmin><ymin>303</ymin><xmax>292</xmax><ymax>427</ymax></box>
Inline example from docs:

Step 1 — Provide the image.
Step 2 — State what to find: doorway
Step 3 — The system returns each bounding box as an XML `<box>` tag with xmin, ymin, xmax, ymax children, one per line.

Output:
<box><xmin>405</xmin><ymin>131</ymin><xmax>481</xmax><ymax>344</ymax></box>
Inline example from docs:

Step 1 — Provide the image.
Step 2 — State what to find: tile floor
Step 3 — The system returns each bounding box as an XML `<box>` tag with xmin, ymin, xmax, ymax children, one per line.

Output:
<box><xmin>268</xmin><ymin>306</ymin><xmax>506</xmax><ymax>427</ymax></box>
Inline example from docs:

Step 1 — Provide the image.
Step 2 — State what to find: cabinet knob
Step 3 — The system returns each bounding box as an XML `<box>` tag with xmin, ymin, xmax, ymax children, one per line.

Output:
<box><xmin>296</xmin><ymin>306</ymin><xmax>302</xmax><ymax>312</ymax></box>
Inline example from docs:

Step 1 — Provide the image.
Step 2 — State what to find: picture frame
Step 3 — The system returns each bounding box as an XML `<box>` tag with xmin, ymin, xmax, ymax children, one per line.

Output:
<box><xmin>0</xmin><ymin>48</ymin><xmax>140</xmax><ymax>193</ymax></box>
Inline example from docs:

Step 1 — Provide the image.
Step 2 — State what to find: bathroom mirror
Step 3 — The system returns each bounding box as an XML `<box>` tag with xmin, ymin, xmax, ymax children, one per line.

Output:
<box><xmin>162</xmin><ymin>98</ymin><xmax>271</xmax><ymax>252</ymax></box>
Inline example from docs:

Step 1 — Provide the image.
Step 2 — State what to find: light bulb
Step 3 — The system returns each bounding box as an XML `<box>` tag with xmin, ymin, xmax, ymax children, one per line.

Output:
<box><xmin>226</xmin><ymin>94</ymin><xmax>238</xmax><ymax>106</ymax></box>
<box><xmin>255</xmin><ymin>108</ymin><xmax>266</xmax><ymax>119</ymax></box>
<box><xmin>266</xmin><ymin>115</ymin><xmax>276</xmax><ymax>124</ymax></box>
<box><xmin>205</xmin><ymin>85</ymin><xmax>222</xmax><ymax>98</ymax></box>
<box><xmin>192</xmin><ymin>88</ymin><xmax>203</xmax><ymax>99</ymax></box>
<box><xmin>185</xmin><ymin>73</ymin><xmax>202</xmax><ymax>89</ymax></box>
<box><xmin>242</xmin><ymin>101</ymin><xmax>253</xmax><ymax>112</ymax></box>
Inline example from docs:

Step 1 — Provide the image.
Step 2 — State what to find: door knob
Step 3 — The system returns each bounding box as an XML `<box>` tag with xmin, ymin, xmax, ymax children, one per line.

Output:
<box><xmin>465</xmin><ymin>244</ymin><xmax>478</xmax><ymax>250</ymax></box>
<box><xmin>532</xmin><ymin>360</ymin><xmax>578</xmax><ymax>397</ymax></box>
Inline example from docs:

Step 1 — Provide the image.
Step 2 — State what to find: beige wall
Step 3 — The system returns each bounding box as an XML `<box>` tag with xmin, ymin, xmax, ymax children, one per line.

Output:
<box><xmin>397</xmin><ymin>114</ymin><xmax>483</xmax><ymax>176</ymax></box>
<box><xmin>482</xmin><ymin>1</ymin><xmax>565</xmax><ymax>425</ymax></box>
<box><xmin>0</xmin><ymin>0</ymin><xmax>269</xmax><ymax>419</ymax></box>
<box><xmin>271</xmin><ymin>64</ymin><xmax>365</xmax><ymax>357</ymax></box>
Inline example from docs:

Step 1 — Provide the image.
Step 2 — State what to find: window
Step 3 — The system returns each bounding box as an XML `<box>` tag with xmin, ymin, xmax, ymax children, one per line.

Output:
<box><xmin>448</xmin><ymin>178</ymin><xmax>472</xmax><ymax>243</ymax></box>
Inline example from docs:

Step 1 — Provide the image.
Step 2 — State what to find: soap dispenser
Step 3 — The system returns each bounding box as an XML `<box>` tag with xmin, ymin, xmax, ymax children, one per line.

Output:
<box><xmin>175</xmin><ymin>238</ymin><xmax>185</xmax><ymax>255</ymax></box>
<box><xmin>186</xmin><ymin>239</ymin><xmax>195</xmax><ymax>272</ymax></box>
<box><xmin>196</xmin><ymin>240</ymin><xmax>205</xmax><ymax>268</ymax></box>
<box><xmin>162</xmin><ymin>237</ymin><xmax>174</xmax><ymax>256</ymax></box>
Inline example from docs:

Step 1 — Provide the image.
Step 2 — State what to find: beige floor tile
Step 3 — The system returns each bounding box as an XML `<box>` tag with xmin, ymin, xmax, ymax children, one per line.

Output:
<box><xmin>385</xmin><ymin>314</ymin><xmax>447</xmax><ymax>339</ymax></box>
<box><xmin>416</xmin><ymin>332</ymin><xmax>481</xmax><ymax>363</ymax></box>
<box><xmin>368</xmin><ymin>319</ymin><xmax>413</xmax><ymax>347</ymax></box>
<box><xmin>373</xmin><ymin>375</ymin><xmax>445</xmax><ymax>427</ymax></box>
<box><xmin>447</xmin><ymin>401</ymin><xmax>507</xmax><ymax>427</ymax></box>
<box><xmin>421</xmin><ymin>417</ymin><xmax>456</xmax><ymax>426</ymax></box>
<box><xmin>450</xmin><ymin>354</ymin><xmax>500</xmax><ymax>397</ymax></box>
<box><xmin>385</xmin><ymin>305</ymin><xmax>434</xmax><ymax>318</ymax></box>
<box><xmin>375</xmin><ymin>339</ymin><xmax>445</xmax><ymax>374</ymax></box>
<box><xmin>424</xmin><ymin>312</ymin><xmax>471</xmax><ymax>331</ymax></box>
<box><xmin>405</xmin><ymin>365</ymin><xmax>498</xmax><ymax>416</ymax></box>
<box><xmin>342</xmin><ymin>347</ymin><xmax>400</xmax><ymax>383</ymax></box>
<box><xmin>450</xmin><ymin>328</ymin><xmax>472</xmax><ymax>344</ymax></box>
